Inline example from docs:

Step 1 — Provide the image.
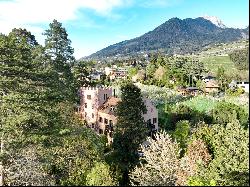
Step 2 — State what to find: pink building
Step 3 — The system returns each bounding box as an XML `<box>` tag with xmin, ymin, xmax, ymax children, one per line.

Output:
<box><xmin>77</xmin><ymin>86</ymin><xmax>158</xmax><ymax>143</ymax></box>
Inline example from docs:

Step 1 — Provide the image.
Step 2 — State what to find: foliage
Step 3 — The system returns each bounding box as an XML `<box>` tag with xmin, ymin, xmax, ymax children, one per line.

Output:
<box><xmin>229</xmin><ymin>48</ymin><xmax>249</xmax><ymax>70</ymax></box>
<box><xmin>191</xmin><ymin>121</ymin><xmax>249</xmax><ymax>186</ymax></box>
<box><xmin>187</xmin><ymin>177</ymin><xmax>216</xmax><ymax>186</ymax></box>
<box><xmin>113</xmin><ymin>82</ymin><xmax>147</xmax><ymax>185</ymax></box>
<box><xmin>211</xmin><ymin>101</ymin><xmax>248</xmax><ymax>127</ymax></box>
<box><xmin>181</xmin><ymin>95</ymin><xmax>217</xmax><ymax>113</ymax></box>
<box><xmin>86</xmin><ymin>162</ymin><xmax>118</xmax><ymax>186</ymax></box>
<box><xmin>129</xmin><ymin>131</ymin><xmax>180</xmax><ymax>186</ymax></box>
<box><xmin>72</xmin><ymin>61</ymin><xmax>91</xmax><ymax>88</ymax></box>
<box><xmin>43</xmin><ymin>19</ymin><xmax>76</xmax><ymax>102</ymax></box>
<box><xmin>128</xmin><ymin>67</ymin><xmax>138</xmax><ymax>78</ymax></box>
<box><xmin>172</xmin><ymin>120</ymin><xmax>191</xmax><ymax>151</ymax></box>
<box><xmin>176</xmin><ymin>139</ymin><xmax>212</xmax><ymax>186</ymax></box>
<box><xmin>226</xmin><ymin>86</ymin><xmax>245</xmax><ymax>96</ymax></box>
<box><xmin>0</xmin><ymin>22</ymin><xmax>110</xmax><ymax>186</ymax></box>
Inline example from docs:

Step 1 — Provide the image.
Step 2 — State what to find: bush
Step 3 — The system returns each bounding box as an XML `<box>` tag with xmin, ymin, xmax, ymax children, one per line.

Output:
<box><xmin>226</xmin><ymin>87</ymin><xmax>245</xmax><ymax>96</ymax></box>
<box><xmin>172</xmin><ymin>120</ymin><xmax>191</xmax><ymax>151</ymax></box>
<box><xmin>211</xmin><ymin>101</ymin><xmax>248</xmax><ymax>128</ymax></box>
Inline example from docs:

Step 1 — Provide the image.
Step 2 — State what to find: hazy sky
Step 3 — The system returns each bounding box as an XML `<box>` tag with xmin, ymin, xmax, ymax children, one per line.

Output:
<box><xmin>0</xmin><ymin>0</ymin><xmax>249</xmax><ymax>59</ymax></box>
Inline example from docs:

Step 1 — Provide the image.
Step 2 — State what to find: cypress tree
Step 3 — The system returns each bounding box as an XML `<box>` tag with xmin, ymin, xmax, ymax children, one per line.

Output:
<box><xmin>113</xmin><ymin>82</ymin><xmax>147</xmax><ymax>185</ymax></box>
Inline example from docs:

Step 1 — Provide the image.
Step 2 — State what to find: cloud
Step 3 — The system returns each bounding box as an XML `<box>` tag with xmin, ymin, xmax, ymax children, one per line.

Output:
<box><xmin>0</xmin><ymin>0</ymin><xmax>129</xmax><ymax>34</ymax></box>
<box><xmin>135</xmin><ymin>0</ymin><xmax>182</xmax><ymax>8</ymax></box>
<box><xmin>0</xmin><ymin>0</ymin><xmax>130</xmax><ymax>46</ymax></box>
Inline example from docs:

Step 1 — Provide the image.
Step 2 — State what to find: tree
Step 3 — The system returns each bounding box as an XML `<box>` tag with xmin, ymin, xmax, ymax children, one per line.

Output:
<box><xmin>229</xmin><ymin>48</ymin><xmax>249</xmax><ymax>70</ymax></box>
<box><xmin>0</xmin><ymin>29</ymin><xmax>48</xmax><ymax>185</ymax></box>
<box><xmin>211</xmin><ymin>101</ymin><xmax>248</xmax><ymax>128</ymax></box>
<box><xmin>0</xmin><ymin>26</ymin><xmax>105</xmax><ymax>186</ymax></box>
<box><xmin>191</xmin><ymin>120</ymin><xmax>249</xmax><ymax>186</ymax></box>
<box><xmin>112</xmin><ymin>82</ymin><xmax>147</xmax><ymax>185</ymax></box>
<box><xmin>176</xmin><ymin>139</ymin><xmax>212</xmax><ymax>186</ymax></box>
<box><xmin>216</xmin><ymin>66</ymin><xmax>228</xmax><ymax>91</ymax></box>
<box><xmin>86</xmin><ymin>162</ymin><xmax>118</xmax><ymax>186</ymax></box>
<box><xmin>128</xmin><ymin>67</ymin><xmax>138</xmax><ymax>79</ymax></box>
<box><xmin>196</xmin><ymin>80</ymin><xmax>206</xmax><ymax>94</ymax></box>
<box><xmin>43</xmin><ymin>19</ymin><xmax>76</xmax><ymax>102</ymax></box>
<box><xmin>129</xmin><ymin>131</ymin><xmax>180</xmax><ymax>186</ymax></box>
<box><xmin>172</xmin><ymin>120</ymin><xmax>191</xmax><ymax>151</ymax></box>
<box><xmin>72</xmin><ymin>61</ymin><xmax>90</xmax><ymax>88</ymax></box>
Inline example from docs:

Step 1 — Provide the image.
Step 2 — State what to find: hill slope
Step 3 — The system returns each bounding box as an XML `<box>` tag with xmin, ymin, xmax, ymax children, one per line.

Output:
<box><xmin>86</xmin><ymin>17</ymin><xmax>249</xmax><ymax>59</ymax></box>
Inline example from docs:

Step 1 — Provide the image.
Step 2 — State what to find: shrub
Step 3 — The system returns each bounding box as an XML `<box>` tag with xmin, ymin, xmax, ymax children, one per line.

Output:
<box><xmin>211</xmin><ymin>101</ymin><xmax>248</xmax><ymax>128</ymax></box>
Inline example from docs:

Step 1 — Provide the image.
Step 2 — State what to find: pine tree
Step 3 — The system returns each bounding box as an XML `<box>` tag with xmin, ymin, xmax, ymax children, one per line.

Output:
<box><xmin>112</xmin><ymin>82</ymin><xmax>147</xmax><ymax>185</ymax></box>
<box><xmin>43</xmin><ymin>19</ymin><xmax>76</xmax><ymax>102</ymax></box>
<box><xmin>0</xmin><ymin>28</ymin><xmax>54</xmax><ymax>185</ymax></box>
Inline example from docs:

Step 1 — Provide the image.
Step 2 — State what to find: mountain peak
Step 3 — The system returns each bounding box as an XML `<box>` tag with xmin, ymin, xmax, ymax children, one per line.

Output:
<box><xmin>202</xmin><ymin>15</ymin><xmax>226</xmax><ymax>28</ymax></box>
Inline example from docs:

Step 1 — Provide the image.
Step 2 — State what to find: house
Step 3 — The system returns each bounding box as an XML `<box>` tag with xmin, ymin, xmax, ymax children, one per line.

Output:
<box><xmin>77</xmin><ymin>86</ymin><xmax>158</xmax><ymax>144</ymax></box>
<box><xmin>205</xmin><ymin>80</ymin><xmax>219</xmax><ymax>94</ymax></box>
<box><xmin>177</xmin><ymin>87</ymin><xmax>201</xmax><ymax>96</ymax></box>
<box><xmin>177</xmin><ymin>87</ymin><xmax>188</xmax><ymax>96</ymax></box>
<box><xmin>105</xmin><ymin>67</ymin><xmax>128</xmax><ymax>81</ymax></box>
<box><xmin>186</xmin><ymin>87</ymin><xmax>200</xmax><ymax>96</ymax></box>
<box><xmin>237</xmin><ymin>81</ymin><xmax>249</xmax><ymax>93</ymax></box>
<box><xmin>202</xmin><ymin>75</ymin><xmax>216</xmax><ymax>83</ymax></box>
<box><xmin>90</xmin><ymin>71</ymin><xmax>104</xmax><ymax>81</ymax></box>
<box><xmin>229</xmin><ymin>80</ymin><xmax>249</xmax><ymax>93</ymax></box>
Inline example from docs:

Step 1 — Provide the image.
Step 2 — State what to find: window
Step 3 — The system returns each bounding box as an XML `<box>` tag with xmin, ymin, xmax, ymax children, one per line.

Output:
<box><xmin>104</xmin><ymin>118</ymin><xmax>108</xmax><ymax>124</ymax></box>
<box><xmin>104</xmin><ymin>93</ymin><xmax>108</xmax><ymax>100</ymax></box>
<box><xmin>109</xmin><ymin>120</ymin><xmax>113</xmax><ymax>126</ymax></box>
<box><xmin>99</xmin><ymin>129</ymin><xmax>103</xmax><ymax>134</ymax></box>
<box><xmin>92</xmin><ymin>113</ymin><xmax>94</xmax><ymax>118</ymax></box>
<box><xmin>87</xmin><ymin>95</ymin><xmax>91</xmax><ymax>99</ymax></box>
<box><xmin>99</xmin><ymin>117</ymin><xmax>103</xmax><ymax>122</ymax></box>
<box><xmin>153</xmin><ymin>118</ymin><xmax>157</xmax><ymax>124</ymax></box>
<box><xmin>85</xmin><ymin>103</ymin><xmax>87</xmax><ymax>108</ymax></box>
<box><xmin>92</xmin><ymin>123</ymin><xmax>95</xmax><ymax>128</ymax></box>
<box><xmin>85</xmin><ymin>112</ymin><xmax>87</xmax><ymax>117</ymax></box>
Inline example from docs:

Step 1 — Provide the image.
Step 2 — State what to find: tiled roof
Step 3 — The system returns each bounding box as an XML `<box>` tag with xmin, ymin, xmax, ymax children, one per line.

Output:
<box><xmin>98</xmin><ymin>97</ymin><xmax>121</xmax><ymax>115</ymax></box>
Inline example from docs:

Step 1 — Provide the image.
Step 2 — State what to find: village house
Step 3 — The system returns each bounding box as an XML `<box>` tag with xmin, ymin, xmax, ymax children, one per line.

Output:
<box><xmin>205</xmin><ymin>80</ymin><xmax>220</xmax><ymax>94</ymax></box>
<box><xmin>77</xmin><ymin>86</ymin><xmax>158</xmax><ymax>143</ymax></box>
<box><xmin>105</xmin><ymin>66</ymin><xmax>128</xmax><ymax>81</ymax></box>
<box><xmin>202</xmin><ymin>75</ymin><xmax>216</xmax><ymax>83</ymax></box>
<box><xmin>229</xmin><ymin>80</ymin><xmax>249</xmax><ymax>93</ymax></box>
<box><xmin>177</xmin><ymin>86</ymin><xmax>200</xmax><ymax>96</ymax></box>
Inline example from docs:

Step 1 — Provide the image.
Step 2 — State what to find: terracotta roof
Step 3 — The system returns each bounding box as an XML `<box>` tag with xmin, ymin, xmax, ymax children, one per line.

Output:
<box><xmin>98</xmin><ymin>97</ymin><xmax>121</xmax><ymax>115</ymax></box>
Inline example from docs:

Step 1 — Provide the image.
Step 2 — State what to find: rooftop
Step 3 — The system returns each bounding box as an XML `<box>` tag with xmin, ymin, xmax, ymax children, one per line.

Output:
<box><xmin>98</xmin><ymin>97</ymin><xmax>121</xmax><ymax>115</ymax></box>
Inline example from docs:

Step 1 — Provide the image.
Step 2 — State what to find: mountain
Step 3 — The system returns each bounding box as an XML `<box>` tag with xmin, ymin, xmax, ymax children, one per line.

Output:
<box><xmin>86</xmin><ymin>17</ymin><xmax>249</xmax><ymax>60</ymax></box>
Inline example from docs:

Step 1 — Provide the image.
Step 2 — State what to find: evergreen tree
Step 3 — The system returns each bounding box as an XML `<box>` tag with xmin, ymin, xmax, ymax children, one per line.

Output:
<box><xmin>112</xmin><ymin>82</ymin><xmax>147</xmax><ymax>185</ymax></box>
<box><xmin>72</xmin><ymin>60</ymin><xmax>91</xmax><ymax>88</ymax></box>
<box><xmin>0</xmin><ymin>28</ymin><xmax>54</xmax><ymax>185</ymax></box>
<box><xmin>43</xmin><ymin>19</ymin><xmax>76</xmax><ymax>102</ymax></box>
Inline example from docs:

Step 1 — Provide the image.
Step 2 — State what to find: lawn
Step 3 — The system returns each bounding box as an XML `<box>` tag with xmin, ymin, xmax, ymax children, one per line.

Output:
<box><xmin>200</xmin><ymin>55</ymin><xmax>237</xmax><ymax>75</ymax></box>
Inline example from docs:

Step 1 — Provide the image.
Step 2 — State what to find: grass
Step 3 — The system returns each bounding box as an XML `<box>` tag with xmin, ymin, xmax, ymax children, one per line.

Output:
<box><xmin>200</xmin><ymin>55</ymin><xmax>237</xmax><ymax>74</ymax></box>
<box><xmin>180</xmin><ymin>95</ymin><xmax>218</xmax><ymax>113</ymax></box>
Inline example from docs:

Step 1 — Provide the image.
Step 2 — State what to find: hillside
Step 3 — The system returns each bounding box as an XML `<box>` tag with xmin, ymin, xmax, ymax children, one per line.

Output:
<box><xmin>85</xmin><ymin>17</ymin><xmax>248</xmax><ymax>60</ymax></box>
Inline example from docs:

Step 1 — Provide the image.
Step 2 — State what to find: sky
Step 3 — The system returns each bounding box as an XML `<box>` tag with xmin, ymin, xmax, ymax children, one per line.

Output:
<box><xmin>0</xmin><ymin>0</ymin><xmax>249</xmax><ymax>59</ymax></box>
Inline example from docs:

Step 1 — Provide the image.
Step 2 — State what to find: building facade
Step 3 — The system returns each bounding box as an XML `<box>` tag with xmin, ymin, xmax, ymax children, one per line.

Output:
<box><xmin>77</xmin><ymin>86</ymin><xmax>158</xmax><ymax>143</ymax></box>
